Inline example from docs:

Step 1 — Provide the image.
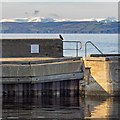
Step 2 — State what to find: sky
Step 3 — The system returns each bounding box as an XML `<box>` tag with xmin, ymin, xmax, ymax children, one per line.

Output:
<box><xmin>1</xmin><ymin>0</ymin><xmax>119</xmax><ymax>2</ymax></box>
<box><xmin>1</xmin><ymin>1</ymin><xmax>119</xmax><ymax>20</ymax></box>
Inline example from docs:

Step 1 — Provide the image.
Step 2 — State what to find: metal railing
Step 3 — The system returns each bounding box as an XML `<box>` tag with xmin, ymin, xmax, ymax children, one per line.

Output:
<box><xmin>85</xmin><ymin>41</ymin><xmax>103</xmax><ymax>57</ymax></box>
<box><xmin>63</xmin><ymin>41</ymin><xmax>82</xmax><ymax>57</ymax></box>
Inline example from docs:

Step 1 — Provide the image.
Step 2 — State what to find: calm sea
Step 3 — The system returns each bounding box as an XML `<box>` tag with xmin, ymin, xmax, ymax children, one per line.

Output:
<box><xmin>1</xmin><ymin>34</ymin><xmax>120</xmax><ymax>119</ymax></box>
<box><xmin>2</xmin><ymin>96</ymin><xmax>120</xmax><ymax>119</ymax></box>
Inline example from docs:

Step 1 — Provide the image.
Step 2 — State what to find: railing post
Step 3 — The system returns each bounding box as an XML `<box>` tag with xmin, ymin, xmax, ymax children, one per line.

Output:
<box><xmin>76</xmin><ymin>42</ymin><xmax>78</xmax><ymax>57</ymax></box>
<box><xmin>63</xmin><ymin>41</ymin><xmax>82</xmax><ymax>57</ymax></box>
<box><xmin>85</xmin><ymin>42</ymin><xmax>87</xmax><ymax>57</ymax></box>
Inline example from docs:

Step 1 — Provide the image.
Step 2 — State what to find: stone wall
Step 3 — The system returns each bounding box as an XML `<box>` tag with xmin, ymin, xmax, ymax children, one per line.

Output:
<box><xmin>1</xmin><ymin>38</ymin><xmax>63</xmax><ymax>58</ymax></box>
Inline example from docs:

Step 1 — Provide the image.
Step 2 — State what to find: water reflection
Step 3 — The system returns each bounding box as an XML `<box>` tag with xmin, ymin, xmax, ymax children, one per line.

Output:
<box><xmin>85</xmin><ymin>96</ymin><xmax>120</xmax><ymax>119</ymax></box>
<box><xmin>2</xmin><ymin>96</ymin><xmax>120</xmax><ymax>119</ymax></box>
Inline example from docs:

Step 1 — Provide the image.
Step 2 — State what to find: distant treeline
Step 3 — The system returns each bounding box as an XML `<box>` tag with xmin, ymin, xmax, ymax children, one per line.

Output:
<box><xmin>0</xmin><ymin>21</ymin><xmax>119</xmax><ymax>34</ymax></box>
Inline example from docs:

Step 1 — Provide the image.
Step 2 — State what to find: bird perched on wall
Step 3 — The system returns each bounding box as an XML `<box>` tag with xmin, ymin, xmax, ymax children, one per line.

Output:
<box><xmin>59</xmin><ymin>34</ymin><xmax>64</xmax><ymax>40</ymax></box>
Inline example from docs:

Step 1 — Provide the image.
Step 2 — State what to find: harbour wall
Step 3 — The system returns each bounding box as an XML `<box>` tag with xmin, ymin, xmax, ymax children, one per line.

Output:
<box><xmin>1</xmin><ymin>55</ymin><xmax>120</xmax><ymax>97</ymax></box>
<box><xmin>1</xmin><ymin>57</ymin><xmax>84</xmax><ymax>96</ymax></box>
<box><xmin>84</xmin><ymin>56</ymin><xmax>120</xmax><ymax>96</ymax></box>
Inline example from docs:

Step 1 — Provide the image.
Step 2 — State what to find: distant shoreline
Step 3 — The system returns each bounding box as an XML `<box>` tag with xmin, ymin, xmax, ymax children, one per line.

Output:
<box><xmin>0</xmin><ymin>22</ymin><xmax>119</xmax><ymax>34</ymax></box>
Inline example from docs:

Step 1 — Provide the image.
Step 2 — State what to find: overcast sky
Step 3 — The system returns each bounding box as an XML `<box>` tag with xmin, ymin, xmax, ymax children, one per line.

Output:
<box><xmin>1</xmin><ymin>0</ymin><xmax>119</xmax><ymax>2</ymax></box>
<box><xmin>1</xmin><ymin>2</ymin><xmax>118</xmax><ymax>19</ymax></box>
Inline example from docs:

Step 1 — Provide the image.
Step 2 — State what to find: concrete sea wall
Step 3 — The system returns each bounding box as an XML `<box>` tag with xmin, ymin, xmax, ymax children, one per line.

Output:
<box><xmin>1</xmin><ymin>57</ymin><xmax>84</xmax><ymax>96</ymax></box>
<box><xmin>84</xmin><ymin>56</ymin><xmax>120</xmax><ymax>96</ymax></box>
<box><xmin>1</xmin><ymin>55</ymin><xmax>119</xmax><ymax>97</ymax></box>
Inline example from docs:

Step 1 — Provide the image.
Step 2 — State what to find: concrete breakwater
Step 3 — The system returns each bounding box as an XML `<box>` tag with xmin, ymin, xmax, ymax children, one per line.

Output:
<box><xmin>84</xmin><ymin>55</ymin><xmax>120</xmax><ymax>96</ymax></box>
<box><xmin>1</xmin><ymin>55</ymin><xmax>120</xmax><ymax>97</ymax></box>
<box><xmin>1</xmin><ymin>57</ymin><xmax>84</xmax><ymax>96</ymax></box>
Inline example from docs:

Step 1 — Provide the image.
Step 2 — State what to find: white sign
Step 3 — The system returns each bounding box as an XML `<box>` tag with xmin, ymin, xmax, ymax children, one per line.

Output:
<box><xmin>31</xmin><ymin>44</ymin><xmax>39</xmax><ymax>53</ymax></box>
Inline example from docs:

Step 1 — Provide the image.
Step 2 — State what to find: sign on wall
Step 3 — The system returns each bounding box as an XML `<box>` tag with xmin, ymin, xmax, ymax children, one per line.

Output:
<box><xmin>31</xmin><ymin>44</ymin><xmax>39</xmax><ymax>53</ymax></box>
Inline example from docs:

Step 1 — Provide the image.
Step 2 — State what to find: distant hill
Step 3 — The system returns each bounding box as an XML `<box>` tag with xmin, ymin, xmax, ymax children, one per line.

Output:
<box><xmin>0</xmin><ymin>17</ymin><xmax>119</xmax><ymax>34</ymax></box>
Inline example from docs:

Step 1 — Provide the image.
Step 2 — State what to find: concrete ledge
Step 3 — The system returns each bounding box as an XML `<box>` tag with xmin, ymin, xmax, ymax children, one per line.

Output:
<box><xmin>84</xmin><ymin>56</ymin><xmax>120</xmax><ymax>61</ymax></box>
<box><xmin>90</xmin><ymin>54</ymin><xmax>120</xmax><ymax>57</ymax></box>
<box><xmin>0</xmin><ymin>57</ymin><xmax>82</xmax><ymax>64</ymax></box>
<box><xmin>84</xmin><ymin>57</ymin><xmax>107</xmax><ymax>61</ymax></box>
<box><xmin>32</xmin><ymin>72</ymin><xmax>83</xmax><ymax>83</ymax></box>
<box><xmin>2</xmin><ymin>72</ymin><xmax>83</xmax><ymax>84</ymax></box>
<box><xmin>1</xmin><ymin>60</ymin><xmax>83</xmax><ymax>77</ymax></box>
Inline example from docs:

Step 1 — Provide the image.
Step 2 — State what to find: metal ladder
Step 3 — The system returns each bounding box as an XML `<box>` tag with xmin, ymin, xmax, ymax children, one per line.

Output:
<box><xmin>85</xmin><ymin>41</ymin><xmax>103</xmax><ymax>57</ymax></box>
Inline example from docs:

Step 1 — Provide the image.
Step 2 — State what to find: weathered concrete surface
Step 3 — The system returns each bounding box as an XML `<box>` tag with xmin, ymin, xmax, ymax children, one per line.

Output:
<box><xmin>2</xmin><ymin>72</ymin><xmax>83</xmax><ymax>84</ymax></box>
<box><xmin>84</xmin><ymin>56</ymin><xmax>120</xmax><ymax>96</ymax></box>
<box><xmin>2</xmin><ymin>60</ymin><xmax>83</xmax><ymax>77</ymax></box>
<box><xmin>0</xmin><ymin>57</ymin><xmax>58</xmax><ymax>62</ymax></box>
<box><xmin>1</xmin><ymin>57</ymin><xmax>84</xmax><ymax>84</ymax></box>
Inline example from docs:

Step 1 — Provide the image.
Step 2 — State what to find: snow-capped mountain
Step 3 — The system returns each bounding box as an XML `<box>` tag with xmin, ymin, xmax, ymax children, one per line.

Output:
<box><xmin>99</xmin><ymin>17</ymin><xmax>118</xmax><ymax>23</ymax></box>
<box><xmin>0</xmin><ymin>17</ymin><xmax>42</xmax><ymax>22</ymax></box>
<box><xmin>0</xmin><ymin>16</ymin><xmax>118</xmax><ymax>23</ymax></box>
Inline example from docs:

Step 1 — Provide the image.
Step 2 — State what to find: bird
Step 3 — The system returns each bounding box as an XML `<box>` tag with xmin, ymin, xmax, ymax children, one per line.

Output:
<box><xmin>59</xmin><ymin>34</ymin><xmax>64</xmax><ymax>40</ymax></box>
